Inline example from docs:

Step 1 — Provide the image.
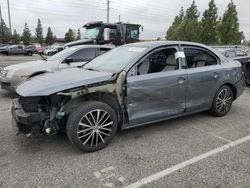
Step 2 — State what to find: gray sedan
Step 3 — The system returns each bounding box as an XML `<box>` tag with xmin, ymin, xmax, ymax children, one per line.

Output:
<box><xmin>0</xmin><ymin>45</ymin><xmax>113</xmax><ymax>92</ymax></box>
<box><xmin>12</xmin><ymin>41</ymin><xmax>244</xmax><ymax>152</ymax></box>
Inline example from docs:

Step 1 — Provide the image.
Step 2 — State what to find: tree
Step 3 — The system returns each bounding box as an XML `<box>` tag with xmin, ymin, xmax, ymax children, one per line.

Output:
<box><xmin>45</xmin><ymin>27</ymin><xmax>55</xmax><ymax>45</ymax></box>
<box><xmin>0</xmin><ymin>18</ymin><xmax>12</xmax><ymax>43</ymax></box>
<box><xmin>76</xmin><ymin>28</ymin><xmax>81</xmax><ymax>40</ymax></box>
<box><xmin>181</xmin><ymin>0</ymin><xmax>201</xmax><ymax>42</ymax></box>
<box><xmin>166</xmin><ymin>7</ymin><xmax>184</xmax><ymax>40</ymax></box>
<box><xmin>12</xmin><ymin>29</ymin><xmax>20</xmax><ymax>44</ymax></box>
<box><xmin>35</xmin><ymin>18</ymin><xmax>44</xmax><ymax>44</ymax></box>
<box><xmin>64</xmin><ymin>28</ymin><xmax>75</xmax><ymax>42</ymax></box>
<box><xmin>219</xmin><ymin>0</ymin><xmax>244</xmax><ymax>45</ymax></box>
<box><xmin>200</xmin><ymin>0</ymin><xmax>218</xmax><ymax>45</ymax></box>
<box><xmin>22</xmin><ymin>22</ymin><xmax>32</xmax><ymax>45</ymax></box>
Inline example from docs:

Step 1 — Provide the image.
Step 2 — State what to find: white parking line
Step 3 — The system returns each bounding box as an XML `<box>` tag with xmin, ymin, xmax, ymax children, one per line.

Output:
<box><xmin>192</xmin><ymin>126</ymin><xmax>232</xmax><ymax>143</ymax></box>
<box><xmin>125</xmin><ymin>135</ymin><xmax>250</xmax><ymax>188</ymax></box>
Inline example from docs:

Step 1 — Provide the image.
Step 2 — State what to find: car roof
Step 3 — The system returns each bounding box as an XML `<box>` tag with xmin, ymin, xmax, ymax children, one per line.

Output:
<box><xmin>70</xmin><ymin>45</ymin><xmax>115</xmax><ymax>49</ymax></box>
<box><xmin>126</xmin><ymin>41</ymin><xmax>210</xmax><ymax>49</ymax></box>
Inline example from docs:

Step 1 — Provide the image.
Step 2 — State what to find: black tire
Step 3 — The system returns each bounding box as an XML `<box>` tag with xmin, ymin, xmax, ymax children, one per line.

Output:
<box><xmin>210</xmin><ymin>85</ymin><xmax>233</xmax><ymax>117</ymax></box>
<box><xmin>66</xmin><ymin>101</ymin><xmax>118</xmax><ymax>152</ymax></box>
<box><xmin>3</xmin><ymin>51</ymin><xmax>8</xmax><ymax>56</ymax></box>
<box><xmin>27</xmin><ymin>51</ymin><xmax>33</xmax><ymax>56</ymax></box>
<box><xmin>48</xmin><ymin>52</ymin><xmax>52</xmax><ymax>56</ymax></box>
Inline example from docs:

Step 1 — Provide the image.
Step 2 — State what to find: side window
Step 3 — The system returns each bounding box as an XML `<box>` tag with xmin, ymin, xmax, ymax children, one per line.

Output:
<box><xmin>98</xmin><ymin>48</ymin><xmax>111</xmax><ymax>55</ymax></box>
<box><xmin>68</xmin><ymin>48</ymin><xmax>96</xmax><ymax>62</ymax></box>
<box><xmin>126</xmin><ymin>26</ymin><xmax>139</xmax><ymax>40</ymax></box>
<box><xmin>225</xmin><ymin>50</ymin><xmax>236</xmax><ymax>58</ymax></box>
<box><xmin>134</xmin><ymin>48</ymin><xmax>178</xmax><ymax>76</ymax></box>
<box><xmin>18</xmin><ymin>45</ymin><xmax>23</xmax><ymax>49</ymax></box>
<box><xmin>236</xmin><ymin>50</ymin><xmax>247</xmax><ymax>57</ymax></box>
<box><xmin>184</xmin><ymin>48</ymin><xmax>218</xmax><ymax>69</ymax></box>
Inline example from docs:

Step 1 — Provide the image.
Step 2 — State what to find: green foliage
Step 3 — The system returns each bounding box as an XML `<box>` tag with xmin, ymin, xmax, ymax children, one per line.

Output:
<box><xmin>35</xmin><ymin>18</ymin><xmax>44</xmax><ymax>44</ymax></box>
<box><xmin>200</xmin><ymin>0</ymin><xmax>218</xmax><ymax>44</ymax></box>
<box><xmin>181</xmin><ymin>0</ymin><xmax>200</xmax><ymax>42</ymax></box>
<box><xmin>165</xmin><ymin>0</ymin><xmax>244</xmax><ymax>45</ymax></box>
<box><xmin>166</xmin><ymin>7</ymin><xmax>184</xmax><ymax>40</ymax></box>
<box><xmin>0</xmin><ymin>18</ymin><xmax>12</xmax><ymax>43</ymax></box>
<box><xmin>219</xmin><ymin>0</ymin><xmax>244</xmax><ymax>44</ymax></box>
<box><xmin>22</xmin><ymin>22</ymin><xmax>32</xmax><ymax>45</ymax></box>
<box><xmin>12</xmin><ymin>29</ymin><xmax>21</xmax><ymax>44</ymax></box>
<box><xmin>45</xmin><ymin>27</ymin><xmax>55</xmax><ymax>45</ymax></box>
<box><xmin>65</xmin><ymin>28</ymin><xmax>75</xmax><ymax>42</ymax></box>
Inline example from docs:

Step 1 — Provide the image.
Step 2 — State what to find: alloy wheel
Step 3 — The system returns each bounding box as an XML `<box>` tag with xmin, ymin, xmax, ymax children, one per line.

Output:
<box><xmin>216</xmin><ymin>88</ymin><xmax>232</xmax><ymax>113</ymax></box>
<box><xmin>77</xmin><ymin>109</ymin><xmax>113</xmax><ymax>147</ymax></box>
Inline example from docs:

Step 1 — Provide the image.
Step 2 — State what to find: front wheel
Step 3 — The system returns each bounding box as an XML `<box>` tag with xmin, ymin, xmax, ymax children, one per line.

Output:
<box><xmin>210</xmin><ymin>85</ymin><xmax>233</xmax><ymax>117</ymax></box>
<box><xmin>66</xmin><ymin>101</ymin><xmax>118</xmax><ymax>152</ymax></box>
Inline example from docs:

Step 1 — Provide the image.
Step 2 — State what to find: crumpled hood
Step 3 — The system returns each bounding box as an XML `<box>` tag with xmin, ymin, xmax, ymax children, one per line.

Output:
<box><xmin>4</xmin><ymin>60</ymin><xmax>46</xmax><ymax>71</ymax></box>
<box><xmin>16</xmin><ymin>68</ymin><xmax>113</xmax><ymax>97</ymax></box>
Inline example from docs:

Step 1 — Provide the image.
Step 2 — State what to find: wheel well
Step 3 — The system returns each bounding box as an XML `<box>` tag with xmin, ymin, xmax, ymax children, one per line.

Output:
<box><xmin>224</xmin><ymin>83</ymin><xmax>237</xmax><ymax>100</ymax></box>
<box><xmin>29</xmin><ymin>71</ymin><xmax>47</xmax><ymax>78</ymax></box>
<box><xmin>65</xmin><ymin>92</ymin><xmax>123</xmax><ymax>128</ymax></box>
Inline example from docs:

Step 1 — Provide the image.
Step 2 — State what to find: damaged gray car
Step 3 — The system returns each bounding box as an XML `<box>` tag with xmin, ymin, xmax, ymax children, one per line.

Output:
<box><xmin>12</xmin><ymin>41</ymin><xmax>244</xmax><ymax>152</ymax></box>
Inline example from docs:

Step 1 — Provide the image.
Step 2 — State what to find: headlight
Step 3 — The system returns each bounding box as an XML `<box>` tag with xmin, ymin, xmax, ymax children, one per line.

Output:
<box><xmin>0</xmin><ymin>70</ymin><xmax>8</xmax><ymax>78</ymax></box>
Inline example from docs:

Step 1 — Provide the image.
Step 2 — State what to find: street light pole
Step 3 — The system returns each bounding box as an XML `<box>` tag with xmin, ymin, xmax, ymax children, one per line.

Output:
<box><xmin>7</xmin><ymin>0</ymin><xmax>12</xmax><ymax>34</ymax></box>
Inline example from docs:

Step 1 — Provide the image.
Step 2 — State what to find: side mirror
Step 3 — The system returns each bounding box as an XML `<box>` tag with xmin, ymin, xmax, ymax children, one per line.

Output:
<box><xmin>103</xmin><ymin>28</ymin><xmax>110</xmax><ymax>41</ymax></box>
<box><xmin>64</xmin><ymin>57</ymin><xmax>73</xmax><ymax>64</ymax></box>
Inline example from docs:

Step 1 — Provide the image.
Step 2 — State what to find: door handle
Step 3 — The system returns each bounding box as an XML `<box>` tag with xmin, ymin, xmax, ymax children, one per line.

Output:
<box><xmin>177</xmin><ymin>77</ymin><xmax>186</xmax><ymax>84</ymax></box>
<box><xmin>213</xmin><ymin>72</ymin><xmax>220</xmax><ymax>79</ymax></box>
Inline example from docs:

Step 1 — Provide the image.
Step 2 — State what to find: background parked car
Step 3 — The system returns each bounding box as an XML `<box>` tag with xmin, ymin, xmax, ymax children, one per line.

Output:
<box><xmin>0</xmin><ymin>45</ymin><xmax>114</xmax><ymax>92</ymax></box>
<box><xmin>0</xmin><ymin>45</ymin><xmax>33</xmax><ymax>56</ymax></box>
<box><xmin>43</xmin><ymin>47</ymin><xmax>64</xmax><ymax>56</ymax></box>
<box><xmin>35</xmin><ymin>47</ymin><xmax>46</xmax><ymax>54</ymax></box>
<box><xmin>215</xmin><ymin>48</ymin><xmax>250</xmax><ymax>84</ymax></box>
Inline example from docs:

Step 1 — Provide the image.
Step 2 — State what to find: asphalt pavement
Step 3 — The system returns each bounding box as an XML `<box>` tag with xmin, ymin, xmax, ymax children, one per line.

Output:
<box><xmin>0</xmin><ymin>56</ymin><xmax>249</xmax><ymax>188</ymax></box>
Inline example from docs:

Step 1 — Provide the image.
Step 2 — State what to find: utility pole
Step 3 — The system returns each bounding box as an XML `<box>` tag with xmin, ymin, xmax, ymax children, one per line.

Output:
<box><xmin>107</xmin><ymin>0</ymin><xmax>110</xmax><ymax>23</ymax></box>
<box><xmin>7</xmin><ymin>0</ymin><xmax>12</xmax><ymax>34</ymax></box>
<box><xmin>0</xmin><ymin>4</ymin><xmax>2</xmax><ymax>21</ymax></box>
<box><xmin>118</xmin><ymin>14</ymin><xmax>121</xmax><ymax>22</ymax></box>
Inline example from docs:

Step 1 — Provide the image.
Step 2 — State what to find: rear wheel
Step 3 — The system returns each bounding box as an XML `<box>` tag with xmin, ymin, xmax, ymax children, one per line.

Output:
<box><xmin>210</xmin><ymin>85</ymin><xmax>233</xmax><ymax>117</ymax></box>
<box><xmin>3</xmin><ymin>51</ymin><xmax>8</xmax><ymax>56</ymax></box>
<box><xmin>66</xmin><ymin>101</ymin><xmax>118</xmax><ymax>152</ymax></box>
<box><xmin>27</xmin><ymin>51</ymin><xmax>33</xmax><ymax>56</ymax></box>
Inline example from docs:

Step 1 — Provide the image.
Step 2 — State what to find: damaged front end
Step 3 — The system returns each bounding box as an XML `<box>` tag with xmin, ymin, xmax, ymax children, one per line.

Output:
<box><xmin>12</xmin><ymin>95</ymin><xmax>69</xmax><ymax>136</ymax></box>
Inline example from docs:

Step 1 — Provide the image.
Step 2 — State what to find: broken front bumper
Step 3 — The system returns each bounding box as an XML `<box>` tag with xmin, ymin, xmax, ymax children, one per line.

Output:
<box><xmin>11</xmin><ymin>98</ymin><xmax>46</xmax><ymax>136</ymax></box>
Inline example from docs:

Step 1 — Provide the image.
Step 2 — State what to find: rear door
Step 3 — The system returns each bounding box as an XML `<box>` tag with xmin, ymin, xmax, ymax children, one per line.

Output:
<box><xmin>182</xmin><ymin>45</ymin><xmax>223</xmax><ymax>112</ymax></box>
<box><xmin>126</xmin><ymin>46</ymin><xmax>187</xmax><ymax>126</ymax></box>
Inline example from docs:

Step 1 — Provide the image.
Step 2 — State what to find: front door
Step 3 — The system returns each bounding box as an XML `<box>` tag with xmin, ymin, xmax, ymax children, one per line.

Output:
<box><xmin>126</xmin><ymin>46</ymin><xmax>187</xmax><ymax>126</ymax></box>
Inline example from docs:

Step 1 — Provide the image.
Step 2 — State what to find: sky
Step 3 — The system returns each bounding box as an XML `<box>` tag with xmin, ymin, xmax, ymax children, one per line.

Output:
<box><xmin>0</xmin><ymin>0</ymin><xmax>249</xmax><ymax>40</ymax></box>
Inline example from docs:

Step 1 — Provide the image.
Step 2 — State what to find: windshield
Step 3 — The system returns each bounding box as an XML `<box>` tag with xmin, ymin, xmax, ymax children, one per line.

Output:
<box><xmin>82</xmin><ymin>26</ymin><xmax>100</xmax><ymax>39</ymax></box>
<box><xmin>47</xmin><ymin>47</ymin><xmax>76</xmax><ymax>61</ymax></box>
<box><xmin>84</xmin><ymin>46</ymin><xmax>148</xmax><ymax>72</ymax></box>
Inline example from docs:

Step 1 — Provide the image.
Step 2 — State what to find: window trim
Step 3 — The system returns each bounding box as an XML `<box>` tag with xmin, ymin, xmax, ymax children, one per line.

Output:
<box><xmin>127</xmin><ymin>45</ymin><xmax>180</xmax><ymax>77</ymax></box>
<box><xmin>181</xmin><ymin>45</ymin><xmax>221</xmax><ymax>69</ymax></box>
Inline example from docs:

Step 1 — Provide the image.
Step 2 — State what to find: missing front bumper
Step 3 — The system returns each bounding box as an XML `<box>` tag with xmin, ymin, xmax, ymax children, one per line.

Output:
<box><xmin>11</xmin><ymin>98</ymin><xmax>46</xmax><ymax>135</ymax></box>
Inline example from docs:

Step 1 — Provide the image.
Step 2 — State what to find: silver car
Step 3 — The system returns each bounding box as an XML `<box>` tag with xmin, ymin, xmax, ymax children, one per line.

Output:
<box><xmin>12</xmin><ymin>41</ymin><xmax>244</xmax><ymax>152</ymax></box>
<box><xmin>0</xmin><ymin>45</ymin><xmax>113</xmax><ymax>92</ymax></box>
